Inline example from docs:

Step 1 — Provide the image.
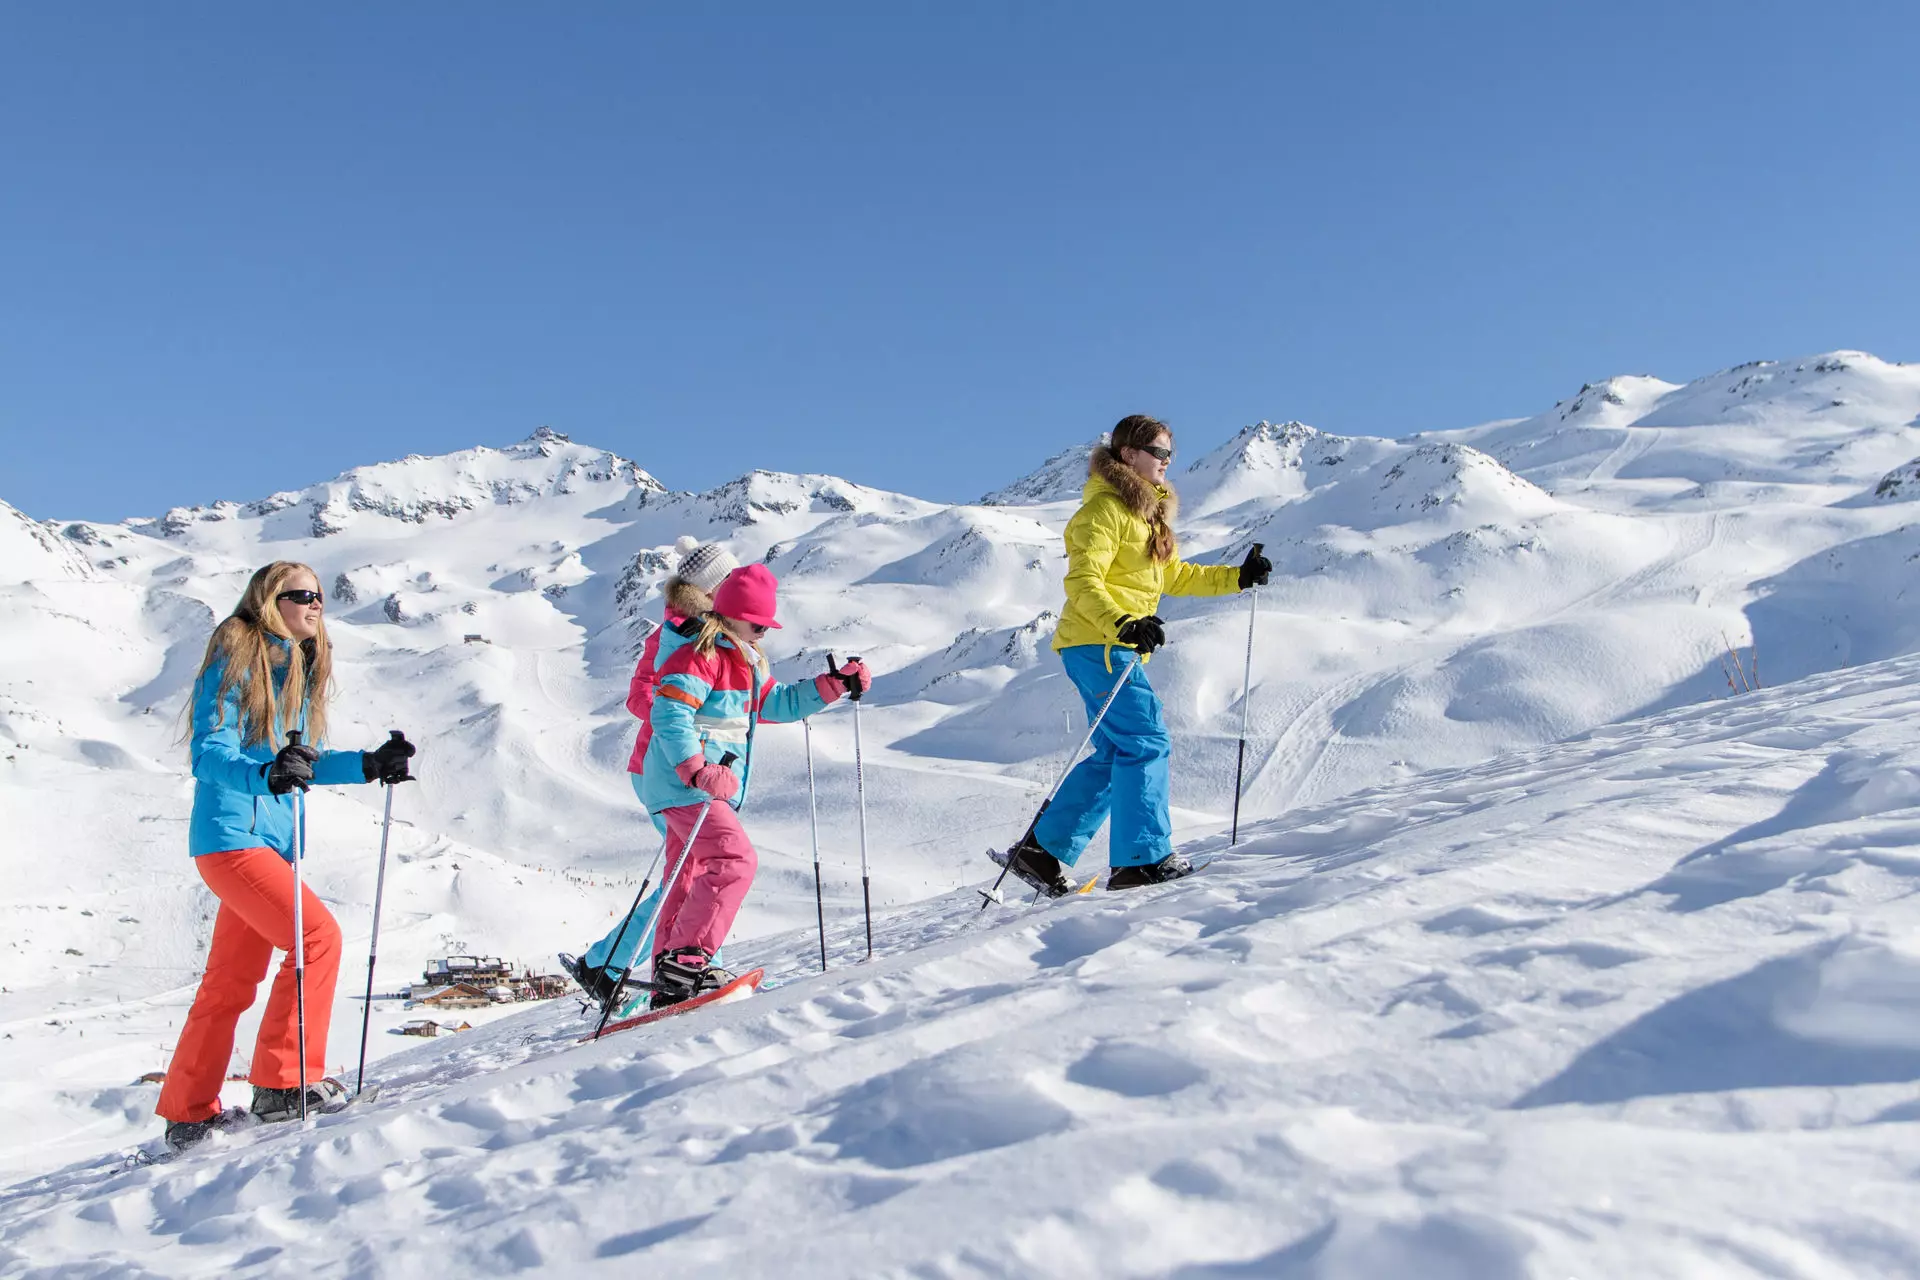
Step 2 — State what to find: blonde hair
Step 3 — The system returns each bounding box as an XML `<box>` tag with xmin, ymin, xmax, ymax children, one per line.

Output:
<box><xmin>692</xmin><ymin>612</ymin><xmax>767</xmax><ymax>675</ymax></box>
<box><xmin>188</xmin><ymin>561</ymin><xmax>335</xmax><ymax>748</ymax></box>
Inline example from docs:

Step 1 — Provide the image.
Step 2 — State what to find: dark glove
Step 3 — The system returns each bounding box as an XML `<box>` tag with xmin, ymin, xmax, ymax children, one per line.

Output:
<box><xmin>264</xmin><ymin>743</ymin><xmax>318</xmax><ymax>795</ymax></box>
<box><xmin>1115</xmin><ymin>615</ymin><xmax>1167</xmax><ymax>654</ymax></box>
<box><xmin>1238</xmin><ymin>542</ymin><xmax>1271</xmax><ymax>590</ymax></box>
<box><xmin>363</xmin><ymin>731</ymin><xmax>416</xmax><ymax>784</ymax></box>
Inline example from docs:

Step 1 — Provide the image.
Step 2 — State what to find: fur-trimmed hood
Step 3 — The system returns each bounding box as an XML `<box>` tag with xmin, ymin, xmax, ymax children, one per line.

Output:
<box><xmin>1088</xmin><ymin>446</ymin><xmax>1177</xmax><ymax>562</ymax></box>
<box><xmin>665</xmin><ymin>577</ymin><xmax>714</xmax><ymax>624</ymax></box>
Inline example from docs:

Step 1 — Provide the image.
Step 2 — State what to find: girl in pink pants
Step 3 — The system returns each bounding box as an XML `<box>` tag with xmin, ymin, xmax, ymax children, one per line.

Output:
<box><xmin>638</xmin><ymin>564</ymin><xmax>869</xmax><ymax>1008</ymax></box>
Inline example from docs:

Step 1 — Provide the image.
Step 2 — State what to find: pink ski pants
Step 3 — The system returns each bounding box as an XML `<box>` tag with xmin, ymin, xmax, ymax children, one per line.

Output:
<box><xmin>654</xmin><ymin>799</ymin><xmax>758</xmax><ymax>957</ymax></box>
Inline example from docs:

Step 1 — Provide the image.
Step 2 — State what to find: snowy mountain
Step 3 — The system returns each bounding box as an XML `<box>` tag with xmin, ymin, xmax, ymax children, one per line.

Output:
<box><xmin>1439</xmin><ymin>351</ymin><xmax>1920</xmax><ymax>496</ymax></box>
<box><xmin>6</xmin><ymin>351</ymin><xmax>1920</xmax><ymax>1271</ymax></box>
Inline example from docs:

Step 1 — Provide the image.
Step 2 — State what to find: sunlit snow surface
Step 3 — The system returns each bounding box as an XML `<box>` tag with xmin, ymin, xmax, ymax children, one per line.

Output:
<box><xmin>5</xmin><ymin>353</ymin><xmax>1920</xmax><ymax>1273</ymax></box>
<box><xmin>7</xmin><ymin>655</ymin><xmax>1920</xmax><ymax>1275</ymax></box>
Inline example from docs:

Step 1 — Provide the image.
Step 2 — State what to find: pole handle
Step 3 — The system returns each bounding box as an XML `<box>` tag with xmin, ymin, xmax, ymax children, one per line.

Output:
<box><xmin>287</xmin><ymin>729</ymin><xmax>303</xmax><ymax>747</ymax></box>
<box><xmin>827</xmin><ymin>653</ymin><xmax>865</xmax><ymax>702</ymax></box>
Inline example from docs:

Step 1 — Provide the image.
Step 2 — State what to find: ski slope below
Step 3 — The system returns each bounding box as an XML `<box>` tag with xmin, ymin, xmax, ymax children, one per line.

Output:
<box><xmin>7</xmin><ymin>653</ymin><xmax>1920</xmax><ymax>1278</ymax></box>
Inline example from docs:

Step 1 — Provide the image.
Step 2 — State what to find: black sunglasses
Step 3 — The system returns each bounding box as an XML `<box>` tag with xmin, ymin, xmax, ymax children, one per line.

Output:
<box><xmin>277</xmin><ymin>589</ymin><xmax>325</xmax><ymax>606</ymax></box>
<box><xmin>1136</xmin><ymin>444</ymin><xmax>1174</xmax><ymax>462</ymax></box>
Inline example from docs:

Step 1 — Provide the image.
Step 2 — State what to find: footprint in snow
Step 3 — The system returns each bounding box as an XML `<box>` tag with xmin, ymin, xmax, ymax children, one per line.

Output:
<box><xmin>1032</xmin><ymin>914</ymin><xmax>1132</xmax><ymax>968</ymax></box>
<box><xmin>1471</xmin><ymin>942</ymin><xmax>1646</xmax><ymax>970</ymax></box>
<box><xmin>1065</xmin><ymin>1041</ymin><xmax>1207</xmax><ymax>1098</ymax></box>
<box><xmin>814</xmin><ymin>1058</ymin><xmax>1073</xmax><ymax>1169</ymax></box>
<box><xmin>1420</xmin><ymin>905</ymin><xmax>1549</xmax><ymax>937</ymax></box>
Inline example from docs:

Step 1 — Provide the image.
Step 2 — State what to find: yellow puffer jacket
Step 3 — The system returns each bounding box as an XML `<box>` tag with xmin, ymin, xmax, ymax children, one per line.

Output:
<box><xmin>1052</xmin><ymin>449</ymin><xmax>1240</xmax><ymax>661</ymax></box>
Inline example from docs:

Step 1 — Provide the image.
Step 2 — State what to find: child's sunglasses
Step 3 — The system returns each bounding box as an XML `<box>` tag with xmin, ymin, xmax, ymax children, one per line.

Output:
<box><xmin>1136</xmin><ymin>444</ymin><xmax>1174</xmax><ymax>462</ymax></box>
<box><xmin>276</xmin><ymin>589</ymin><xmax>325</xmax><ymax>606</ymax></box>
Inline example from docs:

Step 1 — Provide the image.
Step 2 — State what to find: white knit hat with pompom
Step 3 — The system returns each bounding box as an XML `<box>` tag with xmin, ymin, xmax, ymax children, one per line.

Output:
<box><xmin>672</xmin><ymin>536</ymin><xmax>739</xmax><ymax>594</ymax></box>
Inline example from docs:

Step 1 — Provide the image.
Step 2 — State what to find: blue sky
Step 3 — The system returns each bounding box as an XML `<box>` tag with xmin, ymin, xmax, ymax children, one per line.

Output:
<box><xmin>2</xmin><ymin>2</ymin><xmax>1914</xmax><ymax>520</ymax></box>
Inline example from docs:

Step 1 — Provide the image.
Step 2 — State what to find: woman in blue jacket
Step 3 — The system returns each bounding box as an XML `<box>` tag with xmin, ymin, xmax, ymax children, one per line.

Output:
<box><xmin>155</xmin><ymin>561</ymin><xmax>415</xmax><ymax>1152</ymax></box>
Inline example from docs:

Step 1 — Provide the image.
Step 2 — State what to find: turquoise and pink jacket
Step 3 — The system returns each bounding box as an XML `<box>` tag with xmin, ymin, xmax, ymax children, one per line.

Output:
<box><xmin>639</xmin><ymin>633</ymin><xmax>828</xmax><ymax>814</ymax></box>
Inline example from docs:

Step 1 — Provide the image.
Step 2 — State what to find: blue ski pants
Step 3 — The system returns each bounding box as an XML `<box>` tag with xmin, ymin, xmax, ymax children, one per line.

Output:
<box><xmin>584</xmin><ymin>775</ymin><xmax>671</xmax><ymax>974</ymax></box>
<box><xmin>1034</xmin><ymin>645</ymin><xmax>1174</xmax><ymax>870</ymax></box>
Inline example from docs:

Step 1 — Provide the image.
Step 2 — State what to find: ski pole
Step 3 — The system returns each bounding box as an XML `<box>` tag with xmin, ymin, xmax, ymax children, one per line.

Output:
<box><xmin>591</xmin><ymin>834</ymin><xmax>670</xmax><ymax>1014</ymax></box>
<box><xmin>979</xmin><ymin>655</ymin><xmax>1136</xmax><ymax>911</ymax></box>
<box><xmin>355</xmin><ymin>731</ymin><xmax>405</xmax><ymax>1096</ymax></box>
<box><xmin>804</xmin><ymin>718</ymin><xmax>827</xmax><ymax>972</ymax></box>
<box><xmin>287</xmin><ymin>730</ymin><xmax>309</xmax><ymax>1123</ymax></box>
<box><xmin>592</xmin><ymin>751</ymin><xmax>736</xmax><ymax>1041</ymax></box>
<box><xmin>830</xmin><ymin>655</ymin><xmax>873</xmax><ymax>961</ymax></box>
<box><xmin>1231</xmin><ymin>546</ymin><xmax>1262</xmax><ymax>847</ymax></box>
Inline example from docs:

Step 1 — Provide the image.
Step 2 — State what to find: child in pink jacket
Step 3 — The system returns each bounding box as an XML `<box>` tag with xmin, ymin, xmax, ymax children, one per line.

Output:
<box><xmin>641</xmin><ymin>564</ymin><xmax>869</xmax><ymax>1007</ymax></box>
<box><xmin>561</xmin><ymin>538</ymin><xmax>738</xmax><ymax>1006</ymax></box>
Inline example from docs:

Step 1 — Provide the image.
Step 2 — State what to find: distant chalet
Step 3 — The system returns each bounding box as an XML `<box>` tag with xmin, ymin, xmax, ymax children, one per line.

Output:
<box><xmin>407</xmin><ymin>955</ymin><xmax>568</xmax><ymax>1008</ymax></box>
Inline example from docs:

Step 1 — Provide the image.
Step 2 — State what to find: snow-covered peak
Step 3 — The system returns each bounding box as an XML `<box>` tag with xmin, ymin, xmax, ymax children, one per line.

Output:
<box><xmin>1547</xmin><ymin>374</ymin><xmax>1680</xmax><ymax>427</ymax></box>
<box><xmin>0</xmin><ymin>500</ymin><xmax>96</xmax><ymax>584</ymax></box>
<box><xmin>979</xmin><ymin>438</ymin><xmax>1101</xmax><ymax>506</ymax></box>
<box><xmin>1180</xmin><ymin>420</ymin><xmax>1398</xmax><ymax>516</ymax></box>
<box><xmin>1441</xmin><ymin>350</ymin><xmax>1920</xmax><ymax>493</ymax></box>
<box><xmin>1634</xmin><ymin>351</ymin><xmax>1920</xmax><ymax>430</ymax></box>
<box><xmin>1373</xmin><ymin>442</ymin><xmax>1558</xmax><ymax>519</ymax></box>
<box><xmin>154</xmin><ymin>430</ymin><xmax>665</xmax><ymax>542</ymax></box>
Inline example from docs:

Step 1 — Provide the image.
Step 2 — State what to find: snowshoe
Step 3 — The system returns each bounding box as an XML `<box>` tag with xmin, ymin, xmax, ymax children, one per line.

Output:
<box><xmin>558</xmin><ymin>951</ymin><xmax>623</xmax><ymax>1007</ymax></box>
<box><xmin>649</xmin><ymin>947</ymin><xmax>737</xmax><ymax>1011</ymax></box>
<box><xmin>250</xmin><ymin>1076</ymin><xmax>356</xmax><ymax>1123</ymax></box>
<box><xmin>163</xmin><ymin>1107</ymin><xmax>252</xmax><ymax>1154</ymax></box>
<box><xmin>1106</xmin><ymin>851</ymin><xmax>1195</xmax><ymax>891</ymax></box>
<box><xmin>989</xmin><ymin>833</ymin><xmax>1074</xmax><ymax>899</ymax></box>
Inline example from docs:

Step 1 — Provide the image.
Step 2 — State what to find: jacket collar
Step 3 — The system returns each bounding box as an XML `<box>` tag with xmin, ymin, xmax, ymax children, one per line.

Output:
<box><xmin>1087</xmin><ymin>446</ymin><xmax>1178</xmax><ymax>525</ymax></box>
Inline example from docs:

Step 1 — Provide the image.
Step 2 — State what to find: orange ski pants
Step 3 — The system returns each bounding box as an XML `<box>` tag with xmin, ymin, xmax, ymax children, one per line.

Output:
<box><xmin>156</xmin><ymin>846</ymin><xmax>342</xmax><ymax>1123</ymax></box>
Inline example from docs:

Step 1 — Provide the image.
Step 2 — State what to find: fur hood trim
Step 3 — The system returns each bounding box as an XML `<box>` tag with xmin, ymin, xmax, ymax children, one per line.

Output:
<box><xmin>1089</xmin><ymin>446</ymin><xmax>1178</xmax><ymax>562</ymax></box>
<box><xmin>665</xmin><ymin>576</ymin><xmax>714</xmax><ymax>623</ymax></box>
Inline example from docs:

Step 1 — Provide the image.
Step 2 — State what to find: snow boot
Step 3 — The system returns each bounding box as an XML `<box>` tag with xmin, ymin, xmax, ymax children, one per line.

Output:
<box><xmin>648</xmin><ymin>947</ymin><xmax>737</xmax><ymax>1011</ymax></box>
<box><xmin>163</xmin><ymin>1107</ymin><xmax>251</xmax><ymax>1153</ymax></box>
<box><xmin>994</xmin><ymin>832</ymin><xmax>1074</xmax><ymax>899</ymax></box>
<box><xmin>559</xmin><ymin>952</ymin><xmax>622</xmax><ymax>1007</ymax></box>
<box><xmin>250</xmin><ymin>1076</ymin><xmax>353</xmax><ymax>1123</ymax></box>
<box><xmin>1106</xmin><ymin>851</ymin><xmax>1195</xmax><ymax>891</ymax></box>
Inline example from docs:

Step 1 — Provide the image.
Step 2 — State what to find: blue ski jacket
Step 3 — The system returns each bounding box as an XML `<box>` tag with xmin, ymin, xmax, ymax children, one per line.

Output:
<box><xmin>187</xmin><ymin>636</ymin><xmax>368</xmax><ymax>860</ymax></box>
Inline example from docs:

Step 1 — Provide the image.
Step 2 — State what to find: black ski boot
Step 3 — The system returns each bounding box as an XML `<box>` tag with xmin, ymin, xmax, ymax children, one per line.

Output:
<box><xmin>163</xmin><ymin>1107</ymin><xmax>251</xmax><ymax>1154</ymax></box>
<box><xmin>1106</xmin><ymin>851</ymin><xmax>1195</xmax><ymax>891</ymax></box>
<box><xmin>993</xmin><ymin>832</ymin><xmax>1074</xmax><ymax>899</ymax></box>
<box><xmin>251</xmin><ymin>1077</ymin><xmax>353</xmax><ymax>1123</ymax></box>
<box><xmin>558</xmin><ymin>952</ymin><xmax>622</xmax><ymax>1007</ymax></box>
<box><xmin>648</xmin><ymin>947</ymin><xmax>737</xmax><ymax>1011</ymax></box>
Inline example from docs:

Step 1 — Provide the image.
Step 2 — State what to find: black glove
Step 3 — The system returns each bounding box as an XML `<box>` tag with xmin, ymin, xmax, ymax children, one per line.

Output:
<box><xmin>363</xmin><ymin>731</ymin><xmax>416</xmax><ymax>784</ymax></box>
<box><xmin>1115</xmin><ymin>615</ymin><xmax>1167</xmax><ymax>654</ymax></box>
<box><xmin>264</xmin><ymin>743</ymin><xmax>318</xmax><ymax>795</ymax></box>
<box><xmin>1238</xmin><ymin>543</ymin><xmax>1271</xmax><ymax>590</ymax></box>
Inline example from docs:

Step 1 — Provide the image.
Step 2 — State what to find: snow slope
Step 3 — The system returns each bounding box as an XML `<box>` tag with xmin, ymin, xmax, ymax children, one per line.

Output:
<box><xmin>4</xmin><ymin>349</ymin><xmax>1920</xmax><ymax>1223</ymax></box>
<box><xmin>7</xmin><ymin>651</ymin><xmax>1920</xmax><ymax>1276</ymax></box>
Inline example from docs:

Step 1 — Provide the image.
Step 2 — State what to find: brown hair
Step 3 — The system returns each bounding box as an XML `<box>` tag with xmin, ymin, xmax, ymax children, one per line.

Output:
<box><xmin>1108</xmin><ymin>414</ymin><xmax>1173</xmax><ymax>457</ymax></box>
<box><xmin>187</xmin><ymin>561</ymin><xmax>335</xmax><ymax>748</ymax></box>
<box><xmin>1093</xmin><ymin>415</ymin><xmax>1178</xmax><ymax>562</ymax></box>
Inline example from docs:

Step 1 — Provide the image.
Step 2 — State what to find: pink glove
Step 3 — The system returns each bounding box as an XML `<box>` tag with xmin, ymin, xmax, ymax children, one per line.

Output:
<box><xmin>815</xmin><ymin>659</ymin><xmax>871</xmax><ymax>705</ymax></box>
<box><xmin>675</xmin><ymin>754</ymin><xmax>739</xmax><ymax>802</ymax></box>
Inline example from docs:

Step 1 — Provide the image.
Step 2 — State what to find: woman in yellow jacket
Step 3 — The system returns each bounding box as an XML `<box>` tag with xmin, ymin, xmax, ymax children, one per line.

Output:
<box><xmin>1001</xmin><ymin>415</ymin><xmax>1270</xmax><ymax>893</ymax></box>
